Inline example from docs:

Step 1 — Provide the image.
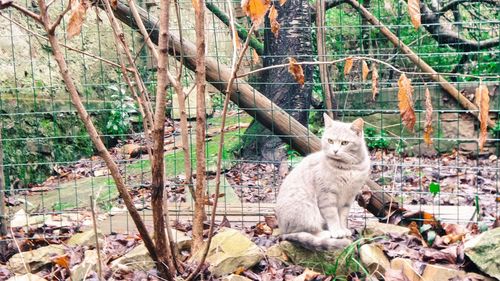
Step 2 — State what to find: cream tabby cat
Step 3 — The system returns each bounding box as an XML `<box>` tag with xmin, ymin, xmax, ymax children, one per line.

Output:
<box><xmin>275</xmin><ymin>114</ymin><xmax>371</xmax><ymax>251</ymax></box>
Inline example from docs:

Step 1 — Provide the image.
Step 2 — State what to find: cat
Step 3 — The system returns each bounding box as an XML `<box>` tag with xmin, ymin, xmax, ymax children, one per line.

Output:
<box><xmin>275</xmin><ymin>114</ymin><xmax>371</xmax><ymax>251</ymax></box>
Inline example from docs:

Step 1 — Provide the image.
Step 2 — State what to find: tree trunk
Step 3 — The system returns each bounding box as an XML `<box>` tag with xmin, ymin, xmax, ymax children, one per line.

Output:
<box><xmin>240</xmin><ymin>0</ymin><xmax>313</xmax><ymax>163</ymax></box>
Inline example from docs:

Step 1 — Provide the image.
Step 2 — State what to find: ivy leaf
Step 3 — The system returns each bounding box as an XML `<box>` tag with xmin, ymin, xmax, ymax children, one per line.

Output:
<box><xmin>241</xmin><ymin>0</ymin><xmax>271</xmax><ymax>27</ymax></box>
<box><xmin>397</xmin><ymin>73</ymin><xmax>416</xmax><ymax>132</ymax></box>
<box><xmin>429</xmin><ymin>182</ymin><xmax>440</xmax><ymax>196</ymax></box>
<box><xmin>475</xmin><ymin>84</ymin><xmax>490</xmax><ymax>151</ymax></box>
<box><xmin>408</xmin><ymin>0</ymin><xmax>421</xmax><ymax>29</ymax></box>
<box><xmin>423</xmin><ymin>87</ymin><xmax>433</xmax><ymax>145</ymax></box>
<box><xmin>288</xmin><ymin>57</ymin><xmax>304</xmax><ymax>86</ymax></box>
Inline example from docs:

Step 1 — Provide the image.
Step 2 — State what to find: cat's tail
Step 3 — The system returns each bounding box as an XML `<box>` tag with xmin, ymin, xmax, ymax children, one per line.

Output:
<box><xmin>281</xmin><ymin>232</ymin><xmax>351</xmax><ymax>251</ymax></box>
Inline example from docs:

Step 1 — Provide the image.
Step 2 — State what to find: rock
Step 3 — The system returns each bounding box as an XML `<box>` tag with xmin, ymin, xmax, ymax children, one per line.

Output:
<box><xmin>110</xmin><ymin>243</ymin><xmax>154</xmax><ymax>272</ymax></box>
<box><xmin>8</xmin><ymin>245</ymin><xmax>65</xmax><ymax>274</ymax></box>
<box><xmin>266</xmin><ymin>244</ymin><xmax>287</xmax><ymax>262</ymax></box>
<box><xmin>421</xmin><ymin>264</ymin><xmax>465</xmax><ymax>281</ymax></box>
<box><xmin>463</xmin><ymin>272</ymin><xmax>496</xmax><ymax>281</ymax></box>
<box><xmin>171</xmin><ymin>86</ymin><xmax>213</xmax><ymax>120</ymax></box>
<box><xmin>170</xmin><ymin>230</ymin><xmax>192</xmax><ymax>253</ymax></box>
<box><xmin>359</xmin><ymin>244</ymin><xmax>390</xmax><ymax>278</ymax></box>
<box><xmin>278</xmin><ymin>241</ymin><xmax>347</xmax><ymax>274</ymax></box>
<box><xmin>191</xmin><ymin>228</ymin><xmax>263</xmax><ymax>277</ymax></box>
<box><xmin>363</xmin><ymin>221</ymin><xmax>409</xmax><ymax>237</ymax></box>
<box><xmin>10</xmin><ymin>209</ymin><xmax>45</xmax><ymax>228</ymax></box>
<box><xmin>390</xmin><ymin>258</ymin><xmax>420</xmax><ymax>281</ymax></box>
<box><xmin>7</xmin><ymin>273</ymin><xmax>47</xmax><ymax>281</ymax></box>
<box><xmin>222</xmin><ymin>274</ymin><xmax>252</xmax><ymax>281</ymax></box>
<box><xmin>464</xmin><ymin>227</ymin><xmax>500</xmax><ymax>280</ymax></box>
<box><xmin>67</xmin><ymin>229</ymin><xmax>104</xmax><ymax>247</ymax></box>
<box><xmin>72</xmin><ymin>250</ymin><xmax>99</xmax><ymax>281</ymax></box>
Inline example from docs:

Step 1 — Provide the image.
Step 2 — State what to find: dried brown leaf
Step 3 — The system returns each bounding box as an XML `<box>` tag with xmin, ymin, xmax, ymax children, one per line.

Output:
<box><xmin>110</xmin><ymin>0</ymin><xmax>117</xmax><ymax>9</ymax></box>
<box><xmin>371</xmin><ymin>63</ymin><xmax>379</xmax><ymax>100</ymax></box>
<box><xmin>408</xmin><ymin>221</ymin><xmax>427</xmax><ymax>247</ymax></box>
<box><xmin>475</xmin><ymin>84</ymin><xmax>490</xmax><ymax>151</ymax></box>
<box><xmin>269</xmin><ymin>5</ymin><xmax>280</xmax><ymax>38</ymax></box>
<box><xmin>293</xmin><ymin>268</ymin><xmax>321</xmax><ymax>281</ymax></box>
<box><xmin>252</xmin><ymin>49</ymin><xmax>260</xmax><ymax>64</ymax></box>
<box><xmin>397</xmin><ymin>73</ymin><xmax>416</xmax><ymax>132</ymax></box>
<box><xmin>67</xmin><ymin>0</ymin><xmax>90</xmax><ymax>39</ymax></box>
<box><xmin>361</xmin><ymin>60</ymin><xmax>369</xmax><ymax>81</ymax></box>
<box><xmin>288</xmin><ymin>57</ymin><xmax>304</xmax><ymax>86</ymax></box>
<box><xmin>52</xmin><ymin>254</ymin><xmax>70</xmax><ymax>269</ymax></box>
<box><xmin>408</xmin><ymin>0</ymin><xmax>421</xmax><ymax>29</ymax></box>
<box><xmin>344</xmin><ymin>57</ymin><xmax>353</xmax><ymax>76</ymax></box>
<box><xmin>384</xmin><ymin>269</ymin><xmax>411</xmax><ymax>281</ymax></box>
<box><xmin>241</xmin><ymin>0</ymin><xmax>271</xmax><ymax>27</ymax></box>
<box><xmin>423</xmin><ymin>87</ymin><xmax>433</xmax><ymax>145</ymax></box>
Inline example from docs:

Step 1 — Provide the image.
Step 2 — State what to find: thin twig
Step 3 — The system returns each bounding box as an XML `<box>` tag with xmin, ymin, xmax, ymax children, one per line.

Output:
<box><xmin>237</xmin><ymin>56</ymin><xmax>499</xmax><ymax>80</ymax></box>
<box><xmin>0</xmin><ymin>14</ymin><xmax>135</xmax><ymax>72</ymax></box>
<box><xmin>10</xmin><ymin>2</ymin><xmax>42</xmax><ymax>23</ymax></box>
<box><xmin>10</xmin><ymin>228</ymin><xmax>30</xmax><ymax>274</ymax></box>
<box><xmin>185</xmin><ymin>24</ymin><xmax>256</xmax><ymax>281</ymax></box>
<box><xmin>49</xmin><ymin>0</ymin><xmax>72</xmax><ymax>33</ymax></box>
<box><xmin>89</xmin><ymin>196</ymin><xmax>103</xmax><ymax>280</ymax></box>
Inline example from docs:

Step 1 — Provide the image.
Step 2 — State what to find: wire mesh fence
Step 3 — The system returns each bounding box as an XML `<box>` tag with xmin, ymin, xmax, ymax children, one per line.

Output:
<box><xmin>0</xmin><ymin>0</ymin><xmax>498</xmax><ymax>245</ymax></box>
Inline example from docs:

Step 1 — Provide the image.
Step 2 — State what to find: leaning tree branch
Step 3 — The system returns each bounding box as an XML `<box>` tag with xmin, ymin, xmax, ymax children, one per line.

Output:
<box><xmin>8</xmin><ymin>2</ymin><xmax>42</xmax><ymax>23</ymax></box>
<box><xmin>49</xmin><ymin>0</ymin><xmax>71</xmax><ymax>33</ymax></box>
<box><xmin>439</xmin><ymin>0</ymin><xmax>499</xmax><ymax>12</ymax></box>
<box><xmin>420</xmin><ymin>2</ymin><xmax>499</xmax><ymax>51</ymax></box>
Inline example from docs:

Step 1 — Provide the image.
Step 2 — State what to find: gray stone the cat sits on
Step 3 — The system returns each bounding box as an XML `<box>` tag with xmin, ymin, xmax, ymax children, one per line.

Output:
<box><xmin>275</xmin><ymin>114</ymin><xmax>371</xmax><ymax>251</ymax></box>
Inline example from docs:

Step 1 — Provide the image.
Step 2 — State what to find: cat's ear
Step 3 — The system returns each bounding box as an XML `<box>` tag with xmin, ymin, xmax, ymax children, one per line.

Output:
<box><xmin>323</xmin><ymin>113</ymin><xmax>334</xmax><ymax>128</ymax></box>
<box><xmin>351</xmin><ymin>118</ymin><xmax>364</xmax><ymax>135</ymax></box>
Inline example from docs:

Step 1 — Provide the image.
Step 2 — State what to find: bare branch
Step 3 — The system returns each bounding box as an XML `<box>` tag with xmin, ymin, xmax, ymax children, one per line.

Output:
<box><xmin>9</xmin><ymin>2</ymin><xmax>42</xmax><ymax>23</ymax></box>
<box><xmin>439</xmin><ymin>0</ymin><xmax>498</xmax><ymax>12</ymax></box>
<box><xmin>49</xmin><ymin>0</ymin><xmax>72</xmax><ymax>33</ymax></box>
<box><xmin>420</xmin><ymin>2</ymin><xmax>499</xmax><ymax>51</ymax></box>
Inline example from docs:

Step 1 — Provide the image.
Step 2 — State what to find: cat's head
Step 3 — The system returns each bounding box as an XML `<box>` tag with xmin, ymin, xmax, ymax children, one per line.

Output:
<box><xmin>321</xmin><ymin>113</ymin><xmax>366</xmax><ymax>163</ymax></box>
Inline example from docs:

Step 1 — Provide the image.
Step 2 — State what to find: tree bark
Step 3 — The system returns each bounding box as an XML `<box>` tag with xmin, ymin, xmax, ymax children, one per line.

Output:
<box><xmin>241</xmin><ymin>0</ymin><xmax>314</xmax><ymax>162</ymax></box>
<box><xmin>192</xmin><ymin>0</ymin><xmax>207</xmax><ymax>254</ymax></box>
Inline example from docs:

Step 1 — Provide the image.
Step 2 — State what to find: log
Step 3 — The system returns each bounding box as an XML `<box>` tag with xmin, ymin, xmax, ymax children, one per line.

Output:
<box><xmin>110</xmin><ymin>2</ymin><xmax>395</xmax><ymax>220</ymax></box>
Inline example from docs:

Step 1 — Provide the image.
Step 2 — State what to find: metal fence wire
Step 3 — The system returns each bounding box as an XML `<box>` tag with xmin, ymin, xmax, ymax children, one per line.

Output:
<box><xmin>0</xmin><ymin>0</ymin><xmax>498</xmax><ymax>244</ymax></box>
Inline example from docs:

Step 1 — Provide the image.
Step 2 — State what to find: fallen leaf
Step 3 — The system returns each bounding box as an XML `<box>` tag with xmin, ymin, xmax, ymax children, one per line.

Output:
<box><xmin>293</xmin><ymin>268</ymin><xmax>321</xmax><ymax>281</ymax></box>
<box><xmin>344</xmin><ymin>57</ymin><xmax>353</xmax><ymax>76</ymax></box>
<box><xmin>371</xmin><ymin>63</ymin><xmax>379</xmax><ymax>100</ymax></box>
<box><xmin>269</xmin><ymin>5</ymin><xmax>280</xmax><ymax>38</ymax></box>
<box><xmin>241</xmin><ymin>0</ymin><xmax>271</xmax><ymax>27</ymax></box>
<box><xmin>384</xmin><ymin>269</ymin><xmax>411</xmax><ymax>281</ymax></box>
<box><xmin>254</xmin><ymin>222</ymin><xmax>272</xmax><ymax>235</ymax></box>
<box><xmin>408</xmin><ymin>0</ymin><xmax>420</xmax><ymax>29</ymax></box>
<box><xmin>52</xmin><ymin>254</ymin><xmax>70</xmax><ymax>269</ymax></box>
<box><xmin>288</xmin><ymin>57</ymin><xmax>304</xmax><ymax>86</ymax></box>
<box><xmin>361</xmin><ymin>60</ymin><xmax>369</xmax><ymax>81</ymax></box>
<box><xmin>110</xmin><ymin>0</ymin><xmax>117</xmax><ymax>9</ymax></box>
<box><xmin>423</xmin><ymin>87</ymin><xmax>433</xmax><ymax>145</ymax></box>
<box><xmin>252</xmin><ymin>49</ymin><xmax>260</xmax><ymax>64</ymax></box>
<box><xmin>67</xmin><ymin>0</ymin><xmax>90</xmax><ymax>39</ymax></box>
<box><xmin>397</xmin><ymin>73</ymin><xmax>416</xmax><ymax>132</ymax></box>
<box><xmin>442</xmin><ymin>233</ymin><xmax>465</xmax><ymax>245</ymax></box>
<box><xmin>408</xmin><ymin>221</ymin><xmax>427</xmax><ymax>247</ymax></box>
<box><xmin>474</xmin><ymin>84</ymin><xmax>490</xmax><ymax>151</ymax></box>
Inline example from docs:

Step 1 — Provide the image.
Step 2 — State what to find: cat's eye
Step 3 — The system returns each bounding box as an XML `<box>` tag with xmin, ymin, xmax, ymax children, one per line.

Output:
<box><xmin>327</xmin><ymin>139</ymin><xmax>334</xmax><ymax>144</ymax></box>
<box><xmin>341</xmin><ymin>141</ymin><xmax>349</xmax><ymax>145</ymax></box>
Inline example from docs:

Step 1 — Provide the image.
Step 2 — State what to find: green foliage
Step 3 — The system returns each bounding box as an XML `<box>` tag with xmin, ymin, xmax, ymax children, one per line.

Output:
<box><xmin>364</xmin><ymin>127</ymin><xmax>390</xmax><ymax>149</ymax></box>
<box><xmin>102</xmin><ymin>85</ymin><xmax>137</xmax><ymax>138</ymax></box>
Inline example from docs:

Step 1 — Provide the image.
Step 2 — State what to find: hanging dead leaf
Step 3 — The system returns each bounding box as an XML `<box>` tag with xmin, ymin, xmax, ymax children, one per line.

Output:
<box><xmin>397</xmin><ymin>73</ymin><xmax>416</xmax><ymax>132</ymax></box>
<box><xmin>371</xmin><ymin>63</ymin><xmax>379</xmax><ymax>100</ymax></box>
<box><xmin>52</xmin><ymin>254</ymin><xmax>70</xmax><ymax>269</ymax></box>
<box><xmin>241</xmin><ymin>0</ymin><xmax>271</xmax><ymax>27</ymax></box>
<box><xmin>67</xmin><ymin>0</ymin><xmax>90</xmax><ymax>39</ymax></box>
<box><xmin>423</xmin><ymin>87</ymin><xmax>433</xmax><ymax>145</ymax></box>
<box><xmin>288</xmin><ymin>57</ymin><xmax>304</xmax><ymax>86</ymax></box>
<box><xmin>407</xmin><ymin>0</ymin><xmax>420</xmax><ymax>29</ymax></box>
<box><xmin>279</xmin><ymin>0</ymin><xmax>287</xmax><ymax>6</ymax></box>
<box><xmin>475</xmin><ymin>84</ymin><xmax>490</xmax><ymax>151</ymax></box>
<box><xmin>361</xmin><ymin>60</ymin><xmax>369</xmax><ymax>81</ymax></box>
<box><xmin>252</xmin><ymin>49</ymin><xmax>260</xmax><ymax>64</ymax></box>
<box><xmin>268</xmin><ymin>5</ymin><xmax>280</xmax><ymax>38</ymax></box>
<box><xmin>344</xmin><ymin>57</ymin><xmax>353</xmax><ymax>76</ymax></box>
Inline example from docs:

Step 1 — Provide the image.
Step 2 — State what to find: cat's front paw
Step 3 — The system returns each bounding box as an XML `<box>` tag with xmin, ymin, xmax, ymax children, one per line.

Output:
<box><xmin>330</xmin><ymin>228</ymin><xmax>352</xmax><ymax>238</ymax></box>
